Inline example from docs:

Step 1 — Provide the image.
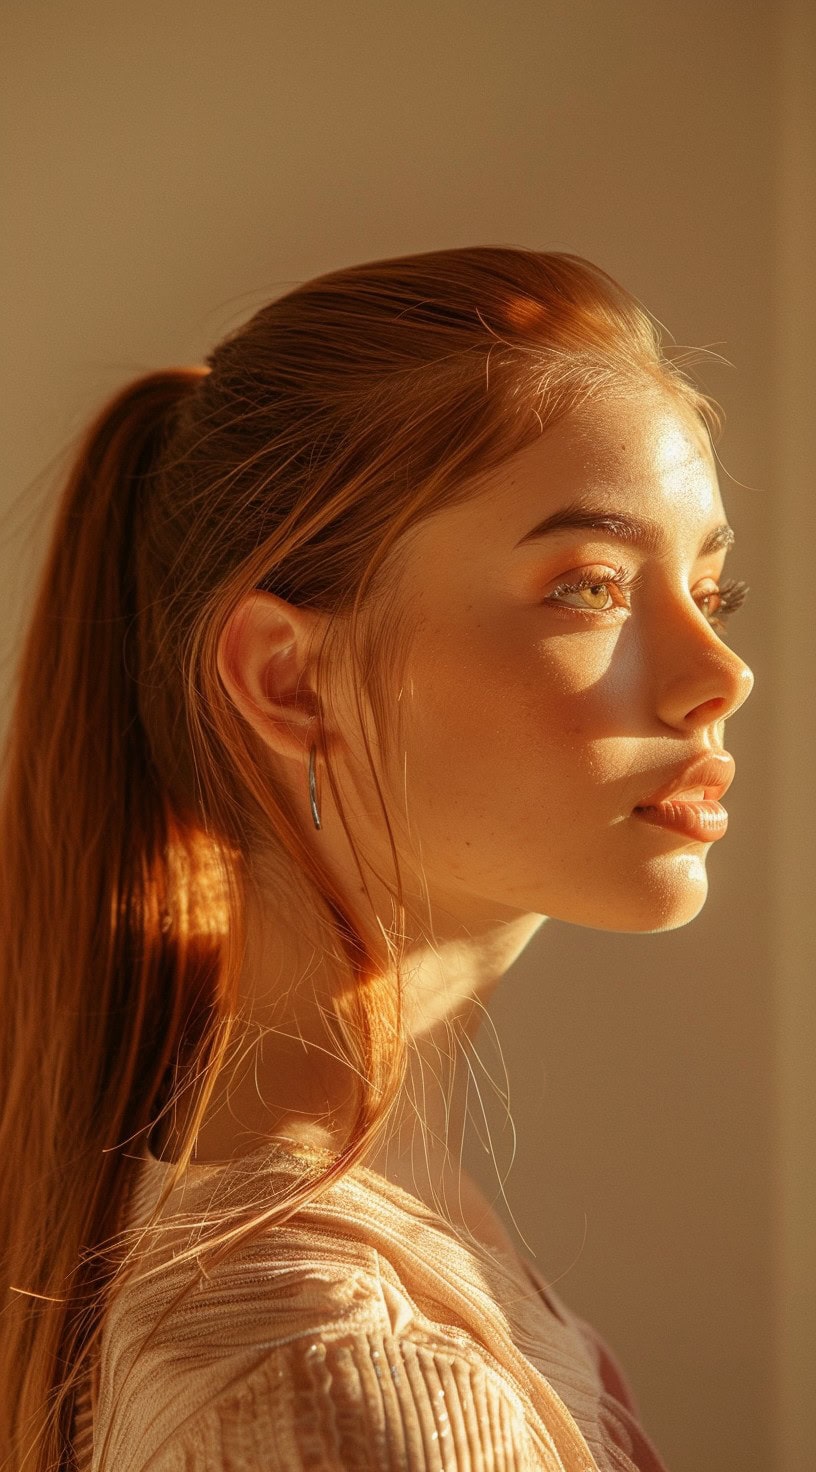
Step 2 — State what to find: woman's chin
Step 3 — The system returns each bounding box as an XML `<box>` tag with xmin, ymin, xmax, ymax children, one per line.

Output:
<box><xmin>526</xmin><ymin>852</ymin><xmax>711</xmax><ymax>934</ymax></box>
<box><xmin>597</xmin><ymin>858</ymin><xmax>710</xmax><ymax>933</ymax></box>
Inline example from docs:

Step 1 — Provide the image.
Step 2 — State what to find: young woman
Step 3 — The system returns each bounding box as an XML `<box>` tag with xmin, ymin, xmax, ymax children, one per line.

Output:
<box><xmin>0</xmin><ymin>246</ymin><xmax>754</xmax><ymax>1472</ymax></box>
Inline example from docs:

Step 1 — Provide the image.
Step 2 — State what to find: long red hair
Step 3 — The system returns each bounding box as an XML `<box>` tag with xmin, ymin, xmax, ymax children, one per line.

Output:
<box><xmin>0</xmin><ymin>246</ymin><xmax>721</xmax><ymax>1470</ymax></box>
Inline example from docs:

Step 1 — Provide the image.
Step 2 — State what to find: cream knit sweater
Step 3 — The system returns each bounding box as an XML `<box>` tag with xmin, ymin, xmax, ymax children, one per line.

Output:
<box><xmin>70</xmin><ymin>1138</ymin><xmax>671</xmax><ymax>1471</ymax></box>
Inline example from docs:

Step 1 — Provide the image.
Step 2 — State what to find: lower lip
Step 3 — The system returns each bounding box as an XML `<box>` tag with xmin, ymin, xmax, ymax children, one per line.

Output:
<box><xmin>632</xmin><ymin>799</ymin><xmax>728</xmax><ymax>842</ymax></box>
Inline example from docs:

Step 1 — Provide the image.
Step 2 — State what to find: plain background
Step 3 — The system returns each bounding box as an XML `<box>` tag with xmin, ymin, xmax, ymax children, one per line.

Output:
<box><xmin>1</xmin><ymin>4</ymin><xmax>813</xmax><ymax>1470</ymax></box>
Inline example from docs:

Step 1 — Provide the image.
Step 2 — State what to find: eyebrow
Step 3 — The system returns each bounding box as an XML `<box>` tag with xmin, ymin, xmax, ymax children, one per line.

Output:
<box><xmin>513</xmin><ymin>502</ymin><xmax>735</xmax><ymax>557</ymax></box>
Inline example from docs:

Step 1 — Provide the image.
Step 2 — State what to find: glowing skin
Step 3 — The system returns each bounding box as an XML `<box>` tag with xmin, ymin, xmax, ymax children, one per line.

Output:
<box><xmin>386</xmin><ymin>388</ymin><xmax>753</xmax><ymax>937</ymax></box>
<box><xmin>163</xmin><ymin>387</ymin><xmax>754</xmax><ymax>1245</ymax></box>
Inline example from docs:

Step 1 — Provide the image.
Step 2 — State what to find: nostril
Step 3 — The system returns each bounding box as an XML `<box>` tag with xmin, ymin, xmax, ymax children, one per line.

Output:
<box><xmin>692</xmin><ymin>697</ymin><xmax>728</xmax><ymax>719</ymax></box>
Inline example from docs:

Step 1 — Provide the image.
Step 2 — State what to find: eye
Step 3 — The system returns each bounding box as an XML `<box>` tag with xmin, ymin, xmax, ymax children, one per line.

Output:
<box><xmin>545</xmin><ymin>564</ymin><xmax>642</xmax><ymax>614</ymax></box>
<box><xmin>544</xmin><ymin>566</ymin><xmax>750</xmax><ymax>633</ymax></box>
<box><xmin>695</xmin><ymin>578</ymin><xmax>750</xmax><ymax>632</ymax></box>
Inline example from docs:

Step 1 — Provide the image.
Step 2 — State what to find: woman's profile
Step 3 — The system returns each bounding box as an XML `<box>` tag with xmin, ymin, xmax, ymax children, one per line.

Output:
<box><xmin>0</xmin><ymin>245</ymin><xmax>754</xmax><ymax>1472</ymax></box>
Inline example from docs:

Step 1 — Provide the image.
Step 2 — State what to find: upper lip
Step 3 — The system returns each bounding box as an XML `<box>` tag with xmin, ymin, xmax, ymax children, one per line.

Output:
<box><xmin>634</xmin><ymin>750</ymin><xmax>736</xmax><ymax>808</ymax></box>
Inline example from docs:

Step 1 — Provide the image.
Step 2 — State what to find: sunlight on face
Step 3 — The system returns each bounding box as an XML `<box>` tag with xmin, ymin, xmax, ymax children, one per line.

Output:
<box><xmin>385</xmin><ymin>387</ymin><xmax>755</xmax><ymax>935</ymax></box>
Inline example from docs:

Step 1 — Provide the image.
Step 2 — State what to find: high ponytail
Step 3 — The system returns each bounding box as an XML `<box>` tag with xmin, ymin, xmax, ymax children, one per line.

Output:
<box><xmin>0</xmin><ymin>367</ymin><xmax>220</xmax><ymax>1468</ymax></box>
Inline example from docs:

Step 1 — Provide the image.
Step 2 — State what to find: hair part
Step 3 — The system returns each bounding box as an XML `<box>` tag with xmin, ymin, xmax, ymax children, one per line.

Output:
<box><xmin>0</xmin><ymin>245</ymin><xmax>722</xmax><ymax>1470</ymax></box>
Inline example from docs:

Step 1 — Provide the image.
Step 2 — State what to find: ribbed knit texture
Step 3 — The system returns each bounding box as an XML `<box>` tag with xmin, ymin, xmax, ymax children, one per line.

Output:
<box><xmin>70</xmin><ymin>1140</ymin><xmax>671</xmax><ymax>1471</ymax></box>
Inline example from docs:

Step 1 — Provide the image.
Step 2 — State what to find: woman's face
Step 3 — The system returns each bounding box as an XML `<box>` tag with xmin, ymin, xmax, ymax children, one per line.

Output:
<box><xmin>371</xmin><ymin>386</ymin><xmax>754</xmax><ymax>934</ymax></box>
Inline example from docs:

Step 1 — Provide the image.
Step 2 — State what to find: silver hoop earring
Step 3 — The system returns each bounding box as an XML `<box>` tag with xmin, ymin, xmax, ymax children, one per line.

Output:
<box><xmin>308</xmin><ymin>743</ymin><xmax>321</xmax><ymax>830</ymax></box>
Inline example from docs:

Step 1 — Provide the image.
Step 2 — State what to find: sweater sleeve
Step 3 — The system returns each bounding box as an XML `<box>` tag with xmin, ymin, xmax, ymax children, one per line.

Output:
<box><xmin>142</xmin><ymin>1326</ymin><xmax>545</xmax><ymax>1472</ymax></box>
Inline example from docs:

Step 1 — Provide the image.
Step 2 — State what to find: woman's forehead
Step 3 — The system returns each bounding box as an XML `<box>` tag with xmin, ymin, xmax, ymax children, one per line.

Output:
<box><xmin>408</xmin><ymin>392</ymin><xmax>724</xmax><ymax>566</ymax></box>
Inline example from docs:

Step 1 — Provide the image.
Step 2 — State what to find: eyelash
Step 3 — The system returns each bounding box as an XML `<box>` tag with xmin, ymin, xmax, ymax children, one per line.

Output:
<box><xmin>545</xmin><ymin>564</ymin><xmax>750</xmax><ymax>635</ymax></box>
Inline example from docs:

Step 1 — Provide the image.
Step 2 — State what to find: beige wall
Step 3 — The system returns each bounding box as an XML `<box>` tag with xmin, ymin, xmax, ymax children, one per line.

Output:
<box><xmin>1</xmin><ymin>3</ymin><xmax>809</xmax><ymax>1468</ymax></box>
<box><xmin>771</xmin><ymin>0</ymin><xmax>816</xmax><ymax>1467</ymax></box>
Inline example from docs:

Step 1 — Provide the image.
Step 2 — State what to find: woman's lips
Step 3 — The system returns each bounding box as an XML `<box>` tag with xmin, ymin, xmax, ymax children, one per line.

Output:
<box><xmin>635</xmin><ymin>751</ymin><xmax>735</xmax><ymax>809</ymax></box>
<box><xmin>632</xmin><ymin>798</ymin><xmax>729</xmax><ymax>842</ymax></box>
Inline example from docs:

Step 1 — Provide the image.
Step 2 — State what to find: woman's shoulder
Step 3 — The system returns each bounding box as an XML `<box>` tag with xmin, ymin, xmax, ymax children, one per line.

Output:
<box><xmin>79</xmin><ymin>1144</ymin><xmax>660</xmax><ymax>1472</ymax></box>
<box><xmin>101</xmin><ymin>1141</ymin><xmax>515</xmax><ymax>1391</ymax></box>
<box><xmin>113</xmin><ymin>1136</ymin><xmax>591</xmax><ymax>1372</ymax></box>
<box><xmin>109</xmin><ymin>1143</ymin><xmax>413</xmax><ymax>1350</ymax></box>
<box><xmin>86</xmin><ymin>1148</ymin><xmax>542</xmax><ymax>1472</ymax></box>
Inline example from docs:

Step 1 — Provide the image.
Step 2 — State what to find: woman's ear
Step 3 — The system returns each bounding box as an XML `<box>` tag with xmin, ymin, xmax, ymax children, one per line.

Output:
<box><xmin>216</xmin><ymin>590</ymin><xmax>324</xmax><ymax>763</ymax></box>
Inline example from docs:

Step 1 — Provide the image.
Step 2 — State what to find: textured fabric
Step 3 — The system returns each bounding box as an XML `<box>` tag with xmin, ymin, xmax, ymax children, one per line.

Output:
<box><xmin>70</xmin><ymin>1139</ymin><xmax>672</xmax><ymax>1472</ymax></box>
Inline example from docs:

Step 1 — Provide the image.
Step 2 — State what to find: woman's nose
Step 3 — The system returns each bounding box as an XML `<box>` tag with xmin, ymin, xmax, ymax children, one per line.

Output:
<box><xmin>653</xmin><ymin>621</ymin><xmax>755</xmax><ymax>731</ymax></box>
